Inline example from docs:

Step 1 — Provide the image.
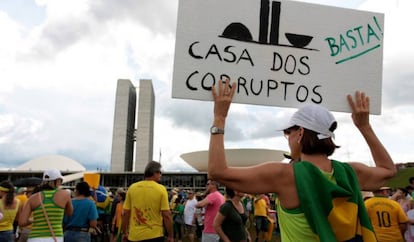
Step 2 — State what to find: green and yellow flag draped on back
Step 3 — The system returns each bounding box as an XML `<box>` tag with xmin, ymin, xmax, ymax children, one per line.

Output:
<box><xmin>293</xmin><ymin>160</ymin><xmax>377</xmax><ymax>242</ymax></box>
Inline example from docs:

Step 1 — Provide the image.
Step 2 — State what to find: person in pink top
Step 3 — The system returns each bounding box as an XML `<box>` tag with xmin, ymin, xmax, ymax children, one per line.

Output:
<box><xmin>196</xmin><ymin>180</ymin><xmax>225</xmax><ymax>242</ymax></box>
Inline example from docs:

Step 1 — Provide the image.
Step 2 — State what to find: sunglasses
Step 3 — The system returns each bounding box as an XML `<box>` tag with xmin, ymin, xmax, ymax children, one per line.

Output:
<box><xmin>283</xmin><ymin>126</ymin><xmax>300</xmax><ymax>139</ymax></box>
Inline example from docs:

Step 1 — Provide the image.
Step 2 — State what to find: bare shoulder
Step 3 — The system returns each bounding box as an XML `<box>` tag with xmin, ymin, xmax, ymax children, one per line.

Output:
<box><xmin>263</xmin><ymin>161</ymin><xmax>293</xmax><ymax>177</ymax></box>
<box><xmin>56</xmin><ymin>189</ymin><xmax>71</xmax><ymax>195</ymax></box>
<box><xmin>56</xmin><ymin>189</ymin><xmax>72</xmax><ymax>201</ymax></box>
<box><xmin>242</xmin><ymin>161</ymin><xmax>294</xmax><ymax>194</ymax></box>
<box><xmin>233</xmin><ymin>161</ymin><xmax>293</xmax><ymax>181</ymax></box>
<box><xmin>50</xmin><ymin>189</ymin><xmax>71</xmax><ymax>208</ymax></box>
<box><xmin>27</xmin><ymin>192</ymin><xmax>42</xmax><ymax>209</ymax></box>
<box><xmin>210</xmin><ymin>160</ymin><xmax>294</xmax><ymax>194</ymax></box>
<box><xmin>271</xmin><ymin>162</ymin><xmax>295</xmax><ymax>186</ymax></box>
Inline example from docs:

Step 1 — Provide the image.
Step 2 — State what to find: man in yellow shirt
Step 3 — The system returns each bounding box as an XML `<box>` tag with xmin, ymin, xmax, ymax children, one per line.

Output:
<box><xmin>122</xmin><ymin>161</ymin><xmax>174</xmax><ymax>242</ymax></box>
<box><xmin>254</xmin><ymin>194</ymin><xmax>269</xmax><ymax>242</ymax></box>
<box><xmin>365</xmin><ymin>187</ymin><xmax>408</xmax><ymax>242</ymax></box>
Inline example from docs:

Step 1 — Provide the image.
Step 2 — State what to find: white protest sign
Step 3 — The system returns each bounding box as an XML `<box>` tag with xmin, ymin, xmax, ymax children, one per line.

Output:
<box><xmin>172</xmin><ymin>0</ymin><xmax>384</xmax><ymax>114</ymax></box>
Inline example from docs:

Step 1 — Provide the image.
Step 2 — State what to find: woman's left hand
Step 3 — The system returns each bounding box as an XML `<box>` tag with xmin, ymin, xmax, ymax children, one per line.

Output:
<box><xmin>212</xmin><ymin>78</ymin><xmax>236</xmax><ymax>121</ymax></box>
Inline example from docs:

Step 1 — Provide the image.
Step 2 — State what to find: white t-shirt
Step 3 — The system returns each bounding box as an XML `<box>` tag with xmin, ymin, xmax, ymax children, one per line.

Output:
<box><xmin>407</xmin><ymin>209</ymin><xmax>414</xmax><ymax>238</ymax></box>
<box><xmin>184</xmin><ymin>198</ymin><xmax>197</xmax><ymax>225</ymax></box>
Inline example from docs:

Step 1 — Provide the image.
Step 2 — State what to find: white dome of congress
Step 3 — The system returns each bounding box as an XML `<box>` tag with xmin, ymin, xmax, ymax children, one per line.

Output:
<box><xmin>16</xmin><ymin>155</ymin><xmax>86</xmax><ymax>172</ymax></box>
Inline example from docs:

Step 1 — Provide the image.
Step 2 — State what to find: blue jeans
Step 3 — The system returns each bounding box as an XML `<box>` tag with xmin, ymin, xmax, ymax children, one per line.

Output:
<box><xmin>64</xmin><ymin>230</ymin><xmax>91</xmax><ymax>242</ymax></box>
<box><xmin>0</xmin><ymin>230</ymin><xmax>14</xmax><ymax>242</ymax></box>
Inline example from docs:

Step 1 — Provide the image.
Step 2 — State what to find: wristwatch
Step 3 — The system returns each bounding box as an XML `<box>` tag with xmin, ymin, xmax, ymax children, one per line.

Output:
<box><xmin>210</xmin><ymin>126</ymin><xmax>225</xmax><ymax>135</ymax></box>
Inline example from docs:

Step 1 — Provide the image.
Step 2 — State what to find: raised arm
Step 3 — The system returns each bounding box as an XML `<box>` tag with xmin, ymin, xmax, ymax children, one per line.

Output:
<box><xmin>208</xmin><ymin>79</ymin><xmax>235</xmax><ymax>179</ymax></box>
<box><xmin>208</xmin><ymin>79</ymin><xmax>291</xmax><ymax>194</ymax></box>
<box><xmin>347</xmin><ymin>91</ymin><xmax>396</xmax><ymax>190</ymax></box>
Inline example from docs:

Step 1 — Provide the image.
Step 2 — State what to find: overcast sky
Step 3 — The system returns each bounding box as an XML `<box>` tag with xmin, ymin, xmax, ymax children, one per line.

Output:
<box><xmin>0</xmin><ymin>0</ymin><xmax>413</xmax><ymax>172</ymax></box>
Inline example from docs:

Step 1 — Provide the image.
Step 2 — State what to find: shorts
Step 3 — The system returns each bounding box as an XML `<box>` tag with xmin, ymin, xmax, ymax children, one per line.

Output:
<box><xmin>0</xmin><ymin>230</ymin><xmax>14</xmax><ymax>242</ymax></box>
<box><xmin>64</xmin><ymin>230</ymin><xmax>91</xmax><ymax>242</ymax></box>
<box><xmin>184</xmin><ymin>224</ymin><xmax>196</xmax><ymax>234</ymax></box>
<box><xmin>18</xmin><ymin>228</ymin><xmax>31</xmax><ymax>242</ymax></box>
<box><xmin>201</xmin><ymin>232</ymin><xmax>219</xmax><ymax>242</ymax></box>
<box><xmin>255</xmin><ymin>216</ymin><xmax>269</xmax><ymax>232</ymax></box>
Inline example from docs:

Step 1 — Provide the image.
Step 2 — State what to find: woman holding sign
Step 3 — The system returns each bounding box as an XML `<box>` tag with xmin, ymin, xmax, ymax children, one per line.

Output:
<box><xmin>208</xmin><ymin>79</ymin><xmax>396</xmax><ymax>242</ymax></box>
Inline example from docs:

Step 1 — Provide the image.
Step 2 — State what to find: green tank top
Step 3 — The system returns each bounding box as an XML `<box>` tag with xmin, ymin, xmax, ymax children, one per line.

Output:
<box><xmin>30</xmin><ymin>190</ymin><xmax>65</xmax><ymax>238</ymax></box>
<box><xmin>277</xmin><ymin>169</ymin><xmax>336</xmax><ymax>242</ymax></box>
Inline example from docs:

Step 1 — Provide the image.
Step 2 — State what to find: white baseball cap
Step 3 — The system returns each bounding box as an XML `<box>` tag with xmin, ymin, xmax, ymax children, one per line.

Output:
<box><xmin>280</xmin><ymin>104</ymin><xmax>336</xmax><ymax>140</ymax></box>
<box><xmin>361</xmin><ymin>191</ymin><xmax>374</xmax><ymax>200</ymax></box>
<box><xmin>43</xmin><ymin>169</ymin><xmax>64</xmax><ymax>181</ymax></box>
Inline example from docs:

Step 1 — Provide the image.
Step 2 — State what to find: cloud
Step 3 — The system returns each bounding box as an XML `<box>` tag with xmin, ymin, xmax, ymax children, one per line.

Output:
<box><xmin>0</xmin><ymin>0</ymin><xmax>413</xmax><ymax>173</ymax></box>
<box><xmin>360</xmin><ymin>0</ymin><xmax>414</xmax><ymax>108</ymax></box>
<box><xmin>90</xmin><ymin>0</ymin><xmax>177</xmax><ymax>36</ymax></box>
<box><xmin>0</xmin><ymin>86</ymin><xmax>114</xmax><ymax>169</ymax></box>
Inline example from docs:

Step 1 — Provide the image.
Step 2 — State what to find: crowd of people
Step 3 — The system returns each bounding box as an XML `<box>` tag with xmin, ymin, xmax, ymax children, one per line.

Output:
<box><xmin>1</xmin><ymin>169</ymin><xmax>122</xmax><ymax>242</ymax></box>
<box><xmin>1</xmin><ymin>165</ymin><xmax>414</xmax><ymax>242</ymax></box>
<box><xmin>0</xmin><ymin>162</ymin><xmax>297</xmax><ymax>242</ymax></box>
<box><xmin>3</xmin><ymin>171</ymin><xmax>414</xmax><ymax>242</ymax></box>
<box><xmin>0</xmin><ymin>80</ymin><xmax>413</xmax><ymax>242</ymax></box>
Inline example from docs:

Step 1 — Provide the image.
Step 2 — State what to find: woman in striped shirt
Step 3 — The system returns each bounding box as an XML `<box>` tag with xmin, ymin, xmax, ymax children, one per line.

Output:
<box><xmin>19</xmin><ymin>169</ymin><xmax>73</xmax><ymax>242</ymax></box>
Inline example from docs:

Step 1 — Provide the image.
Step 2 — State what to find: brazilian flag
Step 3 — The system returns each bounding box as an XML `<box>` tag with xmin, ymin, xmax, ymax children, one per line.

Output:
<box><xmin>293</xmin><ymin>160</ymin><xmax>376</xmax><ymax>242</ymax></box>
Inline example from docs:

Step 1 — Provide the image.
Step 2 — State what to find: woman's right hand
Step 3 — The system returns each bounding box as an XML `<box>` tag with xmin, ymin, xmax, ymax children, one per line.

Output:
<box><xmin>347</xmin><ymin>91</ymin><xmax>370</xmax><ymax>129</ymax></box>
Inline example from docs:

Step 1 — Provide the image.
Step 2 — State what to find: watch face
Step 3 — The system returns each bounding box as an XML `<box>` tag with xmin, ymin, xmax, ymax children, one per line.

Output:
<box><xmin>211</xmin><ymin>127</ymin><xmax>217</xmax><ymax>133</ymax></box>
<box><xmin>211</xmin><ymin>126</ymin><xmax>224</xmax><ymax>134</ymax></box>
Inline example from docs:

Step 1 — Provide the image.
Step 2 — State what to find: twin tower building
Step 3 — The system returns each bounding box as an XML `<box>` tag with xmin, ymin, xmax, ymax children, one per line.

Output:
<box><xmin>110</xmin><ymin>79</ymin><xmax>155</xmax><ymax>172</ymax></box>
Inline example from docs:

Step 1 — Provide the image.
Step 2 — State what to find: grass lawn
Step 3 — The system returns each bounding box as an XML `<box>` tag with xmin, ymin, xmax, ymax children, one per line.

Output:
<box><xmin>385</xmin><ymin>166</ymin><xmax>414</xmax><ymax>188</ymax></box>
